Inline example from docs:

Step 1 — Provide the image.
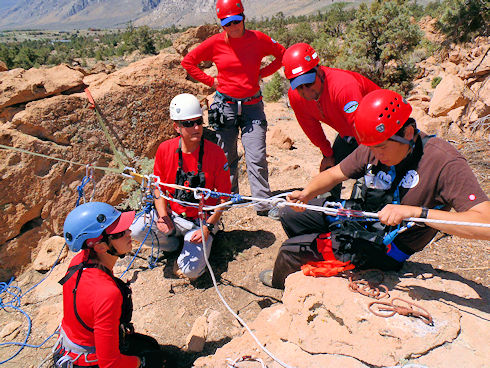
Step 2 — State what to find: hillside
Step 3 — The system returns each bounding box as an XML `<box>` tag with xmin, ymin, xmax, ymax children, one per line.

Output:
<box><xmin>0</xmin><ymin>0</ymin><xmax>360</xmax><ymax>30</ymax></box>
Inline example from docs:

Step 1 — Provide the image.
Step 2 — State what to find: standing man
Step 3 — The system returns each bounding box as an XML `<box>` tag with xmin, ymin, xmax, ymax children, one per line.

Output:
<box><xmin>260</xmin><ymin>89</ymin><xmax>490</xmax><ymax>289</ymax></box>
<box><xmin>181</xmin><ymin>0</ymin><xmax>286</xmax><ymax>219</ymax></box>
<box><xmin>131</xmin><ymin>94</ymin><xmax>231</xmax><ymax>281</ymax></box>
<box><xmin>283</xmin><ymin>43</ymin><xmax>380</xmax><ymax>195</ymax></box>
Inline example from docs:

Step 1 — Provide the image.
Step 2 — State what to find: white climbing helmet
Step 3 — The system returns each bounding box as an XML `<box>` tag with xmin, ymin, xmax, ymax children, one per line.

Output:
<box><xmin>169</xmin><ymin>93</ymin><xmax>203</xmax><ymax>121</ymax></box>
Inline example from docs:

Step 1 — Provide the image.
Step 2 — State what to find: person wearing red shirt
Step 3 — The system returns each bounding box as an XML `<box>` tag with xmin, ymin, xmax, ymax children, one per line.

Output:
<box><xmin>283</xmin><ymin>43</ymin><xmax>380</xmax><ymax>196</ymax></box>
<box><xmin>130</xmin><ymin>94</ymin><xmax>231</xmax><ymax>280</ymax></box>
<box><xmin>181</xmin><ymin>0</ymin><xmax>285</xmax><ymax>219</ymax></box>
<box><xmin>54</xmin><ymin>202</ymin><xmax>165</xmax><ymax>368</ymax></box>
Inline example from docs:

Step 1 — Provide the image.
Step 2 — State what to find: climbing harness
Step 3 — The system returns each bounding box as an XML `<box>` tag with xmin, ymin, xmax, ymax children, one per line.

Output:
<box><xmin>55</xmin><ymin>260</ymin><xmax>135</xmax><ymax>366</ymax></box>
<box><xmin>368</xmin><ymin>298</ymin><xmax>434</xmax><ymax>326</ymax></box>
<box><xmin>226</xmin><ymin>355</ymin><xmax>268</xmax><ymax>368</ymax></box>
<box><xmin>174</xmin><ymin>138</ymin><xmax>206</xmax><ymax>204</ymax></box>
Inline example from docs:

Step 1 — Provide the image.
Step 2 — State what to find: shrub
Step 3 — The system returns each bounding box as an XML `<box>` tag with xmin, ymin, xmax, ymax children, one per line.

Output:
<box><xmin>263</xmin><ymin>72</ymin><xmax>286</xmax><ymax>102</ymax></box>
<box><xmin>431</xmin><ymin>76</ymin><xmax>442</xmax><ymax>88</ymax></box>
<box><xmin>437</xmin><ymin>0</ymin><xmax>488</xmax><ymax>43</ymax></box>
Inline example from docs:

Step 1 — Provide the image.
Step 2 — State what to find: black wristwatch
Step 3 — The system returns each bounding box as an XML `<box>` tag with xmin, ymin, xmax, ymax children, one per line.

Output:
<box><xmin>204</xmin><ymin>222</ymin><xmax>215</xmax><ymax>232</ymax></box>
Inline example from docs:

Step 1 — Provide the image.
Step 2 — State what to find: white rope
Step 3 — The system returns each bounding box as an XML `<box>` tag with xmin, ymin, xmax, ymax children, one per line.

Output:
<box><xmin>148</xmin><ymin>176</ymin><xmax>490</xmax><ymax>228</ymax></box>
<box><xmin>198</xmin><ymin>217</ymin><xmax>297</xmax><ymax>368</ymax></box>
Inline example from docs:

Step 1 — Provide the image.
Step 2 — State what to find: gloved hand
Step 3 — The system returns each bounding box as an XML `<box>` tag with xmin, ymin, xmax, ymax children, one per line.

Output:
<box><xmin>139</xmin><ymin>350</ymin><xmax>166</xmax><ymax>368</ymax></box>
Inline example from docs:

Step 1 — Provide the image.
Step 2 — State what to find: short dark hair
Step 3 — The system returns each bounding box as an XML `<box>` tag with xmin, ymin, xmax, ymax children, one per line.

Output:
<box><xmin>394</xmin><ymin>117</ymin><xmax>417</xmax><ymax>137</ymax></box>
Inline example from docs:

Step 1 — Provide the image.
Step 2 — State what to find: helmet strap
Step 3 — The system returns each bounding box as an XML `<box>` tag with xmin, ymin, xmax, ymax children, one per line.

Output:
<box><xmin>107</xmin><ymin>245</ymin><xmax>126</xmax><ymax>259</ymax></box>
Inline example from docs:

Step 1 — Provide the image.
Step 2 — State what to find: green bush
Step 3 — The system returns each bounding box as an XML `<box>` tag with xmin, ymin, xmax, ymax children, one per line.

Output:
<box><xmin>437</xmin><ymin>0</ymin><xmax>488</xmax><ymax>43</ymax></box>
<box><xmin>263</xmin><ymin>72</ymin><xmax>286</xmax><ymax>102</ymax></box>
<box><xmin>432</xmin><ymin>76</ymin><xmax>442</xmax><ymax>88</ymax></box>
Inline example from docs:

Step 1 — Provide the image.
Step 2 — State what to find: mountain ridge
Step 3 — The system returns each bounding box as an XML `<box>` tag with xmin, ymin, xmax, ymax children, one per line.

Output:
<box><xmin>0</xmin><ymin>0</ymin><xmax>354</xmax><ymax>30</ymax></box>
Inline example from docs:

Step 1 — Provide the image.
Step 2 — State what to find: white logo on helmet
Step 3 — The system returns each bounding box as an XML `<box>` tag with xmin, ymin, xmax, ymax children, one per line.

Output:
<box><xmin>312</xmin><ymin>52</ymin><xmax>318</xmax><ymax>59</ymax></box>
<box><xmin>292</xmin><ymin>66</ymin><xmax>303</xmax><ymax>74</ymax></box>
<box><xmin>376</xmin><ymin>124</ymin><xmax>385</xmax><ymax>133</ymax></box>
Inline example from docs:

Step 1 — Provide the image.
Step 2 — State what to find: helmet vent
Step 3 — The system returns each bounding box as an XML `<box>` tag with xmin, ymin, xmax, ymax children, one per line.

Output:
<box><xmin>387</xmin><ymin>114</ymin><xmax>391</xmax><ymax>118</ymax></box>
<box><xmin>379</xmin><ymin>114</ymin><xmax>383</xmax><ymax>117</ymax></box>
<box><xmin>97</xmin><ymin>214</ymin><xmax>106</xmax><ymax>223</ymax></box>
<box><xmin>65</xmin><ymin>232</ymin><xmax>73</xmax><ymax>241</ymax></box>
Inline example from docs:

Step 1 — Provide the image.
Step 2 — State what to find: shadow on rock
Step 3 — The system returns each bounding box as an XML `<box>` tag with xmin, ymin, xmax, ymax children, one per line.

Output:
<box><xmin>193</xmin><ymin>229</ymin><xmax>276</xmax><ymax>289</ymax></box>
<box><xmin>354</xmin><ymin>261</ymin><xmax>490</xmax><ymax>317</ymax></box>
<box><xmin>161</xmin><ymin>337</ymin><xmax>232</xmax><ymax>368</ymax></box>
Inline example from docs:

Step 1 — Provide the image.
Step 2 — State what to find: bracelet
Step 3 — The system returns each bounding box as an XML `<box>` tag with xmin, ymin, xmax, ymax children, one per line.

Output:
<box><xmin>420</xmin><ymin>207</ymin><xmax>429</xmax><ymax>219</ymax></box>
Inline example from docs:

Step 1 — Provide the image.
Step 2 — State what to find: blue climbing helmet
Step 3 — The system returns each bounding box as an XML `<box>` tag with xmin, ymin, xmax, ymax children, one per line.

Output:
<box><xmin>63</xmin><ymin>202</ymin><xmax>133</xmax><ymax>252</ymax></box>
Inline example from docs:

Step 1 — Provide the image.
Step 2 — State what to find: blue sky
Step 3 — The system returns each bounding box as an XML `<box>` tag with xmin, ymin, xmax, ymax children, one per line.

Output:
<box><xmin>0</xmin><ymin>0</ymin><xmax>21</xmax><ymax>10</ymax></box>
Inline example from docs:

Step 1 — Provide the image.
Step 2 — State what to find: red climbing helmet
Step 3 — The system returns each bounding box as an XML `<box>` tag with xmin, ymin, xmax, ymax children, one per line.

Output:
<box><xmin>283</xmin><ymin>43</ymin><xmax>320</xmax><ymax>80</ymax></box>
<box><xmin>216</xmin><ymin>0</ymin><xmax>244</xmax><ymax>19</ymax></box>
<box><xmin>355</xmin><ymin>89</ymin><xmax>413</xmax><ymax>146</ymax></box>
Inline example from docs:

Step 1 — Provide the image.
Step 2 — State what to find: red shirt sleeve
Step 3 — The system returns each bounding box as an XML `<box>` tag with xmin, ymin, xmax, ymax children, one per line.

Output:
<box><xmin>256</xmin><ymin>31</ymin><xmax>286</xmax><ymax>79</ymax></box>
<box><xmin>181</xmin><ymin>35</ymin><xmax>217</xmax><ymax>87</ymax></box>
<box><xmin>288</xmin><ymin>88</ymin><xmax>333</xmax><ymax>157</ymax></box>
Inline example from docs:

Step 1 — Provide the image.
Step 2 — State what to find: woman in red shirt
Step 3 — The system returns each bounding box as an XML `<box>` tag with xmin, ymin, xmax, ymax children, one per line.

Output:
<box><xmin>181</xmin><ymin>0</ymin><xmax>285</xmax><ymax>218</ymax></box>
<box><xmin>53</xmin><ymin>202</ymin><xmax>165</xmax><ymax>368</ymax></box>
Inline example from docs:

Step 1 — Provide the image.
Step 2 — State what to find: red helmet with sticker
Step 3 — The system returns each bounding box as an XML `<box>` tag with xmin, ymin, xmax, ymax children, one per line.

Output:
<box><xmin>216</xmin><ymin>0</ymin><xmax>244</xmax><ymax>19</ymax></box>
<box><xmin>283</xmin><ymin>43</ymin><xmax>320</xmax><ymax>80</ymax></box>
<box><xmin>355</xmin><ymin>89</ymin><xmax>412</xmax><ymax>146</ymax></box>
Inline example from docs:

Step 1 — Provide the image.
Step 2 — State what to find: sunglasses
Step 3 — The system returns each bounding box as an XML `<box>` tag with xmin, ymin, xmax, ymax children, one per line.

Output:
<box><xmin>223</xmin><ymin>19</ymin><xmax>242</xmax><ymax>27</ymax></box>
<box><xmin>179</xmin><ymin>117</ymin><xmax>204</xmax><ymax>128</ymax></box>
<box><xmin>109</xmin><ymin>229</ymin><xmax>128</xmax><ymax>240</ymax></box>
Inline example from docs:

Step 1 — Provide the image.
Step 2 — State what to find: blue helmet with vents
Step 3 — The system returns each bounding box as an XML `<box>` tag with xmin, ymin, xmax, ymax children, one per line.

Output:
<box><xmin>63</xmin><ymin>202</ymin><xmax>122</xmax><ymax>252</ymax></box>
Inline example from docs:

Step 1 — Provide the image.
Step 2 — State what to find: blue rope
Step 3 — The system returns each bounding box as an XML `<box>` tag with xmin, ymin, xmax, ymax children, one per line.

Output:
<box><xmin>0</xmin><ymin>244</ymin><xmax>66</xmax><ymax>364</ymax></box>
<box><xmin>120</xmin><ymin>202</ymin><xmax>157</xmax><ymax>278</ymax></box>
<box><xmin>76</xmin><ymin>176</ymin><xmax>92</xmax><ymax>207</ymax></box>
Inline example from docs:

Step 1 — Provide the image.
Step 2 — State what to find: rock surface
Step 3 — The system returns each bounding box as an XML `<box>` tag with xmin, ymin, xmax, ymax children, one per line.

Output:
<box><xmin>194</xmin><ymin>267</ymin><xmax>488</xmax><ymax>368</ymax></box>
<box><xmin>0</xmin><ymin>52</ymin><xmax>204</xmax><ymax>279</ymax></box>
<box><xmin>0</xmin><ymin>65</ymin><xmax>85</xmax><ymax>109</ymax></box>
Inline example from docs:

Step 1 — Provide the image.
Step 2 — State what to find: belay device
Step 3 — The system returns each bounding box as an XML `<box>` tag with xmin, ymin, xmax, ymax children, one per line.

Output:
<box><xmin>174</xmin><ymin>138</ymin><xmax>206</xmax><ymax>203</ymax></box>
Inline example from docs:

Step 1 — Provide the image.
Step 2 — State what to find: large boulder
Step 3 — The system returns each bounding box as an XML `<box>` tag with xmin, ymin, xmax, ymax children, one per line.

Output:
<box><xmin>194</xmin><ymin>265</ymin><xmax>488</xmax><ymax>368</ymax></box>
<box><xmin>0</xmin><ymin>51</ymin><xmax>204</xmax><ymax>278</ymax></box>
<box><xmin>0</xmin><ymin>60</ymin><xmax>7</xmax><ymax>72</ymax></box>
<box><xmin>173</xmin><ymin>24</ymin><xmax>221</xmax><ymax>57</ymax></box>
<box><xmin>0</xmin><ymin>65</ymin><xmax>85</xmax><ymax>109</ymax></box>
<box><xmin>428</xmin><ymin>74</ymin><xmax>469</xmax><ymax>117</ymax></box>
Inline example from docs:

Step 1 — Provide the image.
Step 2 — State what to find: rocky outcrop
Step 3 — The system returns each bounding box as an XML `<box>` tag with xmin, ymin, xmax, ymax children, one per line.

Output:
<box><xmin>0</xmin><ymin>51</ymin><xmax>206</xmax><ymax>279</ymax></box>
<box><xmin>0</xmin><ymin>61</ymin><xmax>7</xmax><ymax>72</ymax></box>
<box><xmin>409</xmin><ymin>35</ymin><xmax>489</xmax><ymax>137</ymax></box>
<box><xmin>0</xmin><ymin>65</ymin><xmax>85</xmax><ymax>109</ymax></box>
<box><xmin>194</xmin><ymin>267</ymin><xmax>488</xmax><ymax>367</ymax></box>
<box><xmin>173</xmin><ymin>24</ymin><xmax>221</xmax><ymax>57</ymax></box>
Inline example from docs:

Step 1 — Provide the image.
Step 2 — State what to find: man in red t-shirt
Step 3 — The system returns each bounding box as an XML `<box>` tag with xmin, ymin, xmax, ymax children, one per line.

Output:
<box><xmin>181</xmin><ymin>0</ymin><xmax>285</xmax><ymax>219</ymax></box>
<box><xmin>131</xmin><ymin>94</ymin><xmax>231</xmax><ymax>280</ymax></box>
<box><xmin>260</xmin><ymin>89</ymin><xmax>490</xmax><ymax>289</ymax></box>
<box><xmin>283</xmin><ymin>43</ymin><xmax>380</xmax><ymax>197</ymax></box>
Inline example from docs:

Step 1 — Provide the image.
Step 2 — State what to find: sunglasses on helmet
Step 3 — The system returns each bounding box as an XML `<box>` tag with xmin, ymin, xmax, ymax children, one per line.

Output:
<box><xmin>179</xmin><ymin>117</ymin><xmax>204</xmax><ymax>128</ymax></box>
<box><xmin>223</xmin><ymin>19</ymin><xmax>242</xmax><ymax>27</ymax></box>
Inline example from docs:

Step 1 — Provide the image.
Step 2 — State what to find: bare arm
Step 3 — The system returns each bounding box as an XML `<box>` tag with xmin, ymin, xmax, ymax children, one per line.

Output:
<box><xmin>287</xmin><ymin>164</ymin><xmax>348</xmax><ymax>210</ymax></box>
<box><xmin>154</xmin><ymin>189</ymin><xmax>174</xmax><ymax>234</ymax></box>
<box><xmin>378</xmin><ymin>201</ymin><xmax>490</xmax><ymax>240</ymax></box>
